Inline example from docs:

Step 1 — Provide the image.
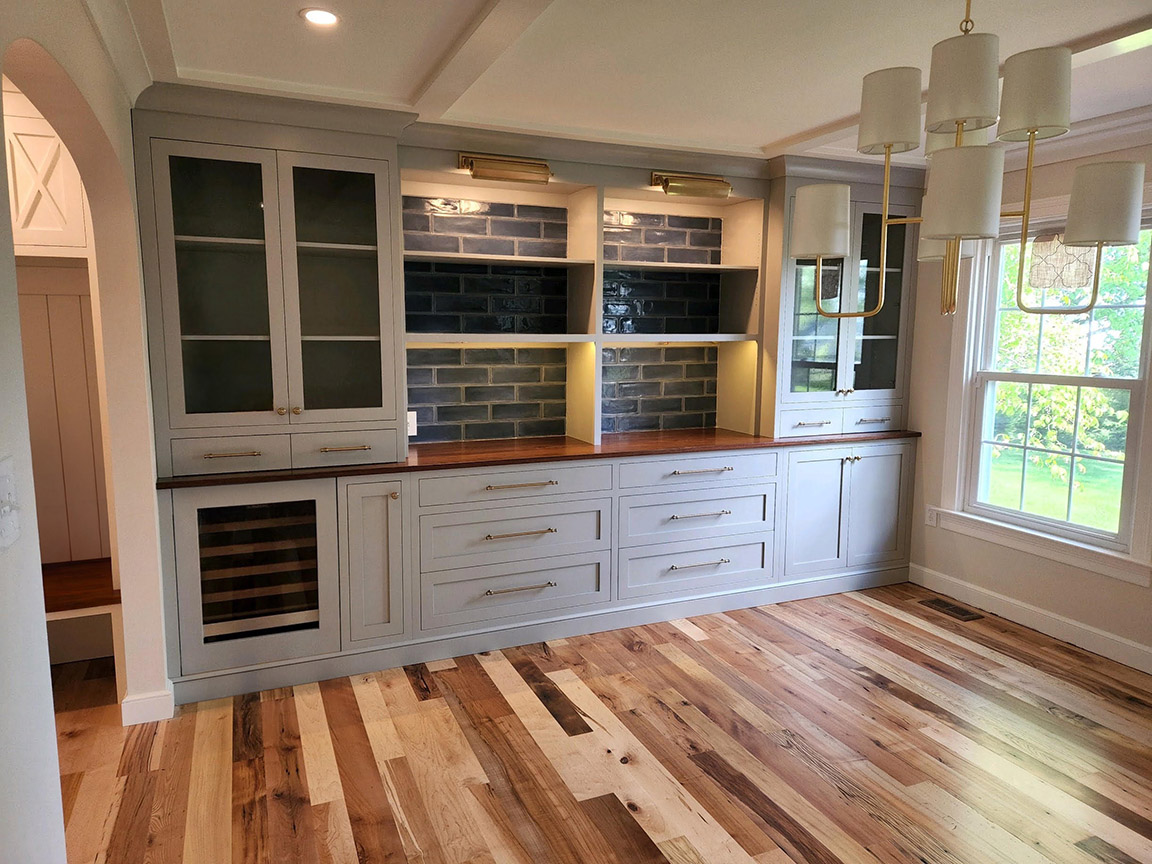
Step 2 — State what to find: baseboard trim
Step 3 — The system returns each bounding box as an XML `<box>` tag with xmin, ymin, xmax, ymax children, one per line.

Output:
<box><xmin>909</xmin><ymin>563</ymin><xmax>1152</xmax><ymax>675</ymax></box>
<box><xmin>120</xmin><ymin>688</ymin><xmax>175</xmax><ymax>725</ymax></box>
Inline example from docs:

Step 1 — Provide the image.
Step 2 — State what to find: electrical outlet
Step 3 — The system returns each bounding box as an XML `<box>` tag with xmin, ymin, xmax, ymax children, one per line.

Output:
<box><xmin>0</xmin><ymin>456</ymin><xmax>20</xmax><ymax>551</ymax></box>
<box><xmin>407</xmin><ymin>410</ymin><xmax>418</xmax><ymax>437</ymax></box>
<box><xmin>925</xmin><ymin>506</ymin><xmax>939</xmax><ymax>528</ymax></box>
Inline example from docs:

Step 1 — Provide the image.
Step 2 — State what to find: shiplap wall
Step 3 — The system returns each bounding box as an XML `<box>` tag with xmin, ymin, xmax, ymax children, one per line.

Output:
<box><xmin>17</xmin><ymin>260</ymin><xmax>110</xmax><ymax>563</ymax></box>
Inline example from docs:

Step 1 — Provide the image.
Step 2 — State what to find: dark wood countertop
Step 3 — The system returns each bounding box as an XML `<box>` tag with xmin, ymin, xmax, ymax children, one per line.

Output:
<box><xmin>156</xmin><ymin>428</ymin><xmax>921</xmax><ymax>490</ymax></box>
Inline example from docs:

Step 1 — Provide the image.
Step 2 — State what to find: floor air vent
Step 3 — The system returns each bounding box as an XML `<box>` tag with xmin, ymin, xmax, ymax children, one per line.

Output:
<box><xmin>918</xmin><ymin>598</ymin><xmax>984</xmax><ymax>621</ymax></box>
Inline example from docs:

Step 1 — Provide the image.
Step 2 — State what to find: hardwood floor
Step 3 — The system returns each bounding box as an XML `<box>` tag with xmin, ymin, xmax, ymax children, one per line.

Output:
<box><xmin>55</xmin><ymin>584</ymin><xmax>1152</xmax><ymax>864</ymax></box>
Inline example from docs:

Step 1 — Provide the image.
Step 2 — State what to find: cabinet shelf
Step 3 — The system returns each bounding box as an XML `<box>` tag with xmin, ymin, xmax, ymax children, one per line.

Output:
<box><xmin>604</xmin><ymin>260</ymin><xmax>758</xmax><ymax>274</ymax></box>
<box><xmin>300</xmin><ymin>335</ymin><xmax>382</xmax><ymax>342</ymax></box>
<box><xmin>175</xmin><ymin>235</ymin><xmax>265</xmax><ymax>249</ymax></box>
<box><xmin>407</xmin><ymin>333</ymin><xmax>596</xmax><ymax>346</ymax></box>
<box><xmin>602</xmin><ymin>333</ymin><xmax>755</xmax><ymax>345</ymax></box>
<box><xmin>181</xmin><ymin>334</ymin><xmax>271</xmax><ymax>342</ymax></box>
<box><xmin>404</xmin><ymin>251</ymin><xmax>595</xmax><ymax>268</ymax></box>
<box><xmin>297</xmin><ymin>241</ymin><xmax>378</xmax><ymax>257</ymax></box>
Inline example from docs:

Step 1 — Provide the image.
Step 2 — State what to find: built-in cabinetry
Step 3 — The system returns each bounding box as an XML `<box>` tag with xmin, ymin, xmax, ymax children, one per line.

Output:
<box><xmin>134</xmin><ymin>102</ymin><xmax>410</xmax><ymax>477</ymax></box>
<box><xmin>163</xmin><ymin>435</ymin><xmax>915</xmax><ymax>699</ymax></box>
<box><xmin>764</xmin><ymin>157</ymin><xmax>923</xmax><ymax>439</ymax></box>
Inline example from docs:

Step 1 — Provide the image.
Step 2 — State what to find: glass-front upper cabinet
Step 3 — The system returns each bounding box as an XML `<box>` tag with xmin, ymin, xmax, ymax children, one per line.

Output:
<box><xmin>153</xmin><ymin>140</ymin><xmax>289</xmax><ymax>428</ymax></box>
<box><xmin>785</xmin><ymin>201</ymin><xmax>913</xmax><ymax>403</ymax></box>
<box><xmin>279</xmin><ymin>153</ymin><xmax>396</xmax><ymax>423</ymax></box>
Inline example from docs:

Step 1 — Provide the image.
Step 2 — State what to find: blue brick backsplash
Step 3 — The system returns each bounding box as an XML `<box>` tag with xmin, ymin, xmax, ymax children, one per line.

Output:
<box><xmin>602</xmin><ymin>270</ymin><xmax>721</xmax><ymax>334</ymax></box>
<box><xmin>603</xmin><ymin>211</ymin><xmax>722</xmax><ymax>265</ymax></box>
<box><xmin>404</xmin><ymin>197</ymin><xmax>568</xmax><ymax>258</ymax></box>
<box><xmin>601</xmin><ymin>346</ymin><xmax>718</xmax><ymax>433</ymax></box>
<box><xmin>407</xmin><ymin>347</ymin><xmax>567</xmax><ymax>442</ymax></box>
<box><xmin>405</xmin><ymin>261</ymin><xmax>568</xmax><ymax>334</ymax></box>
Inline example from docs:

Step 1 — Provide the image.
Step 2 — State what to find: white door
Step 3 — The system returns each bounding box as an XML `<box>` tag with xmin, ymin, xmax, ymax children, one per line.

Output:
<box><xmin>846</xmin><ymin>443</ymin><xmax>911</xmax><ymax>568</ymax></box>
<box><xmin>277</xmin><ymin>151</ymin><xmax>397</xmax><ymax>424</ymax></box>
<box><xmin>784</xmin><ymin>447</ymin><xmax>850</xmax><ymax>577</ymax></box>
<box><xmin>151</xmin><ymin>139</ymin><xmax>292</xmax><ymax>429</ymax></box>
<box><xmin>341</xmin><ymin>480</ymin><xmax>405</xmax><ymax>645</ymax></box>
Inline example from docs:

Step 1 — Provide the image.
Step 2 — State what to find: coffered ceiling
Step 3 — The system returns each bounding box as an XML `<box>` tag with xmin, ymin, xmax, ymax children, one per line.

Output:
<box><xmin>115</xmin><ymin>0</ymin><xmax>1152</xmax><ymax>159</ymax></box>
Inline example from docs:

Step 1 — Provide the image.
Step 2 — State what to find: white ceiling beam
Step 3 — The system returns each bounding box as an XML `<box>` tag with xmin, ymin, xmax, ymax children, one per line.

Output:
<box><xmin>125</xmin><ymin>0</ymin><xmax>178</xmax><ymax>84</ymax></box>
<box><xmin>410</xmin><ymin>0</ymin><xmax>553</xmax><ymax>120</ymax></box>
<box><xmin>81</xmin><ymin>0</ymin><xmax>153</xmax><ymax>100</ymax></box>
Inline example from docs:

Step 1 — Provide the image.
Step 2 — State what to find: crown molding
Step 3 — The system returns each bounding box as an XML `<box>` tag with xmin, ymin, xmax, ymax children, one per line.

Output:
<box><xmin>134</xmin><ymin>83</ymin><xmax>418</xmax><ymax>138</ymax></box>
<box><xmin>1003</xmin><ymin>105</ymin><xmax>1152</xmax><ymax>172</ymax></box>
<box><xmin>767</xmin><ymin>154</ymin><xmax>925</xmax><ymax>189</ymax></box>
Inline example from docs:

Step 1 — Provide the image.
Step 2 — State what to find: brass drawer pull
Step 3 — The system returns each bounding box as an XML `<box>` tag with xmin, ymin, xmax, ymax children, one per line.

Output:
<box><xmin>671</xmin><ymin>466</ymin><xmax>734</xmax><ymax>476</ymax></box>
<box><xmin>856</xmin><ymin>417</ymin><xmax>892</xmax><ymax>424</ymax></box>
<box><xmin>203</xmin><ymin>450</ymin><xmax>261</xmax><ymax>459</ymax></box>
<box><xmin>319</xmin><ymin>444</ymin><xmax>372</xmax><ymax>453</ymax></box>
<box><xmin>670</xmin><ymin>509</ymin><xmax>732</xmax><ymax>521</ymax></box>
<box><xmin>484</xmin><ymin>527</ymin><xmax>558</xmax><ymax>541</ymax></box>
<box><xmin>669</xmin><ymin>557</ymin><xmax>731</xmax><ymax>571</ymax></box>
<box><xmin>795</xmin><ymin>420</ymin><xmax>832</xmax><ymax>427</ymax></box>
<box><xmin>484</xmin><ymin>580</ymin><xmax>558</xmax><ymax>597</ymax></box>
<box><xmin>842</xmin><ymin>455</ymin><xmax>863</xmax><ymax>465</ymax></box>
<box><xmin>485</xmin><ymin>480</ymin><xmax>559</xmax><ymax>491</ymax></box>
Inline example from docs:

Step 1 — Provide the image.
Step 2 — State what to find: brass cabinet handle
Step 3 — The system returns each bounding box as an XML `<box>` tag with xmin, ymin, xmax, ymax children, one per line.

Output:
<box><xmin>835</xmin><ymin>388</ymin><xmax>857</xmax><ymax>396</ymax></box>
<box><xmin>276</xmin><ymin>407</ymin><xmax>287</xmax><ymax>416</ymax></box>
<box><xmin>795</xmin><ymin>420</ymin><xmax>832</xmax><ymax>427</ymax></box>
<box><xmin>485</xmin><ymin>480</ymin><xmax>559</xmax><ymax>491</ymax></box>
<box><xmin>671</xmin><ymin>466</ymin><xmax>734</xmax><ymax>476</ymax></box>
<box><xmin>669</xmin><ymin>557</ymin><xmax>731</xmax><ymax>571</ymax></box>
<box><xmin>484</xmin><ymin>527</ymin><xmax>557</xmax><ymax>541</ymax></box>
<box><xmin>203</xmin><ymin>451</ymin><xmax>261</xmax><ymax>459</ymax></box>
<box><xmin>291</xmin><ymin>407</ymin><xmax>303</xmax><ymax>415</ymax></box>
<box><xmin>842</xmin><ymin>455</ymin><xmax>863</xmax><ymax>464</ymax></box>
<box><xmin>670</xmin><ymin>509</ymin><xmax>732</xmax><ymax>520</ymax></box>
<box><xmin>484</xmin><ymin>580</ymin><xmax>558</xmax><ymax>596</ymax></box>
<box><xmin>856</xmin><ymin>417</ymin><xmax>892</xmax><ymax>424</ymax></box>
<box><xmin>319</xmin><ymin>444</ymin><xmax>372</xmax><ymax>453</ymax></box>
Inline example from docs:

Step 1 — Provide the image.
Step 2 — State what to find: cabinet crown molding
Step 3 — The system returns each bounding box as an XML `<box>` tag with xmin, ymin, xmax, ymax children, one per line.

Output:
<box><xmin>768</xmin><ymin>154</ymin><xmax>925</xmax><ymax>189</ymax></box>
<box><xmin>134</xmin><ymin>83</ymin><xmax>418</xmax><ymax>139</ymax></box>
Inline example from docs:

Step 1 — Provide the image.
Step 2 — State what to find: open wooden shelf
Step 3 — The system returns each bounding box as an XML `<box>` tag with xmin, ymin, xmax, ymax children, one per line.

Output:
<box><xmin>602</xmin><ymin>260</ymin><xmax>758</xmax><ymax>274</ymax></box>
<box><xmin>602</xmin><ymin>333</ymin><xmax>756</xmax><ymax>345</ymax></box>
<box><xmin>404</xmin><ymin>251</ymin><xmax>595</xmax><ymax>268</ymax></box>
<box><xmin>406</xmin><ymin>333</ymin><xmax>597</xmax><ymax>345</ymax></box>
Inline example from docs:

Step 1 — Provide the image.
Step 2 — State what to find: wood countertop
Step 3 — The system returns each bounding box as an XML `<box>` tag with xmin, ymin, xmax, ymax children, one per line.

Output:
<box><xmin>156</xmin><ymin>428</ymin><xmax>921</xmax><ymax>489</ymax></box>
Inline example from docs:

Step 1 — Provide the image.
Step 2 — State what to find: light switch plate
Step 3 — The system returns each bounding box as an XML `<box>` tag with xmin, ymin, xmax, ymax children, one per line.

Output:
<box><xmin>0</xmin><ymin>456</ymin><xmax>20</xmax><ymax>550</ymax></box>
<box><xmin>407</xmin><ymin>411</ymin><xmax>418</xmax><ymax>437</ymax></box>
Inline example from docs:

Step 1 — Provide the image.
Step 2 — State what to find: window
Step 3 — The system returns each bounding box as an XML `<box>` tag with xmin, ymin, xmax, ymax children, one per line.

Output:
<box><xmin>966</xmin><ymin>227</ymin><xmax>1152</xmax><ymax>549</ymax></box>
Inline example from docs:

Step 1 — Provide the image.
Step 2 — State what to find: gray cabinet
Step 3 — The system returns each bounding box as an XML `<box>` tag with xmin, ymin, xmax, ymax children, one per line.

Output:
<box><xmin>173</xmin><ymin>479</ymin><xmax>340</xmax><ymax>674</ymax></box>
<box><xmin>784</xmin><ymin>441</ymin><xmax>912</xmax><ymax>578</ymax></box>
<box><xmin>340</xmin><ymin>479</ymin><xmax>404</xmax><ymax>645</ymax></box>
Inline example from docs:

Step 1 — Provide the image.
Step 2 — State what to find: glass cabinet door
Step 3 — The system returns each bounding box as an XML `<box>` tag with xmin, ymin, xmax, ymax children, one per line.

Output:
<box><xmin>789</xmin><ymin>257</ymin><xmax>846</xmax><ymax>394</ymax></box>
<box><xmin>152</xmin><ymin>140</ymin><xmax>290</xmax><ymax>428</ymax></box>
<box><xmin>847</xmin><ymin>206</ymin><xmax>909</xmax><ymax>397</ymax></box>
<box><xmin>279</xmin><ymin>153</ymin><xmax>396</xmax><ymax>423</ymax></box>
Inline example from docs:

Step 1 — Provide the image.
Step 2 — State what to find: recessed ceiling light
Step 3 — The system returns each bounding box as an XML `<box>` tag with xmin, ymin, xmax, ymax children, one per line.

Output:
<box><xmin>300</xmin><ymin>8</ymin><xmax>338</xmax><ymax>26</ymax></box>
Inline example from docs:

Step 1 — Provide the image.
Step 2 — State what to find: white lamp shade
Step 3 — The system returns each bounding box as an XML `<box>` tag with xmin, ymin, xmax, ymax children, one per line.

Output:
<box><xmin>791</xmin><ymin>184</ymin><xmax>852</xmax><ymax>259</ymax></box>
<box><xmin>858</xmin><ymin>67</ymin><xmax>923</xmax><ymax>155</ymax></box>
<box><xmin>917</xmin><ymin>235</ymin><xmax>949</xmax><ymax>261</ymax></box>
<box><xmin>925</xmin><ymin>124</ymin><xmax>988</xmax><ymax>156</ymax></box>
<box><xmin>998</xmin><ymin>47</ymin><xmax>1071</xmax><ymax>142</ymax></box>
<box><xmin>921</xmin><ymin>145</ymin><xmax>1005</xmax><ymax>239</ymax></box>
<box><xmin>1065</xmin><ymin>162</ymin><xmax>1146</xmax><ymax>247</ymax></box>
<box><xmin>926</xmin><ymin>33</ymin><xmax>1000</xmax><ymax>134</ymax></box>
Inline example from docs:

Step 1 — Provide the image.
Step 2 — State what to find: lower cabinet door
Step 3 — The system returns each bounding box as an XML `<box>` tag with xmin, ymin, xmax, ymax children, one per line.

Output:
<box><xmin>784</xmin><ymin>448</ymin><xmax>850</xmax><ymax>578</ymax></box>
<box><xmin>846</xmin><ymin>443</ymin><xmax>911</xmax><ymax>568</ymax></box>
<box><xmin>173</xmin><ymin>479</ymin><xmax>340</xmax><ymax>674</ymax></box>
<box><xmin>617</xmin><ymin>534</ymin><xmax>773</xmax><ymax>600</ymax></box>
<box><xmin>341</xmin><ymin>479</ymin><xmax>405</xmax><ymax>645</ymax></box>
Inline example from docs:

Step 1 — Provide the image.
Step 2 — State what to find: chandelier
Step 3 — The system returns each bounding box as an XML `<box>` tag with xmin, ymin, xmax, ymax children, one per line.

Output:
<box><xmin>791</xmin><ymin>0</ymin><xmax>1146</xmax><ymax>318</ymax></box>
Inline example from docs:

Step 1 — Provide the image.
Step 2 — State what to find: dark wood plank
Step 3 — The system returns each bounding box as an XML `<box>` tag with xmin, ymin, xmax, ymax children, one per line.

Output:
<box><xmin>402</xmin><ymin>663</ymin><xmax>441</xmax><ymax>702</ymax></box>
<box><xmin>579</xmin><ymin>793</ymin><xmax>671</xmax><ymax>864</ymax></box>
<box><xmin>504</xmin><ymin>645</ymin><xmax>592</xmax><ymax>736</ymax></box>
<box><xmin>262</xmin><ymin>694</ymin><xmax>320</xmax><ymax>864</ymax></box>
<box><xmin>1076</xmin><ymin>836</ymin><xmax>1145</xmax><ymax>864</ymax></box>
<box><xmin>233</xmin><ymin>691</ymin><xmax>264</xmax><ymax>762</ymax></box>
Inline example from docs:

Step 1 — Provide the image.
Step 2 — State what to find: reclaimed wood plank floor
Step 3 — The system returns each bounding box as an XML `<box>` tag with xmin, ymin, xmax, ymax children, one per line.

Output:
<box><xmin>54</xmin><ymin>584</ymin><xmax>1152</xmax><ymax>864</ymax></box>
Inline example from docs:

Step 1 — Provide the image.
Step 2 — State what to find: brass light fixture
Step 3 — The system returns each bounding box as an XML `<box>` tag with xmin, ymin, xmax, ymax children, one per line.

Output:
<box><xmin>458</xmin><ymin>152</ymin><xmax>552</xmax><ymax>185</ymax></box>
<box><xmin>792</xmin><ymin>0</ymin><xmax>1145</xmax><ymax>319</ymax></box>
<box><xmin>651</xmin><ymin>171</ymin><xmax>732</xmax><ymax>199</ymax></box>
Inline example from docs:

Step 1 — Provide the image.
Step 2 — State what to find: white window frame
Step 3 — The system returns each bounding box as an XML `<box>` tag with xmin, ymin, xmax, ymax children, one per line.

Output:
<box><xmin>943</xmin><ymin>209</ymin><xmax>1152</xmax><ymax>578</ymax></box>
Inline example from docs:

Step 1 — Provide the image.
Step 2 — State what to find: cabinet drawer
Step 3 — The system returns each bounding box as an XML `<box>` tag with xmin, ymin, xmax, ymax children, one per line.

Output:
<box><xmin>619</xmin><ymin>486</ymin><xmax>774</xmax><ymax>548</ymax></box>
<box><xmin>777</xmin><ymin>407</ymin><xmax>844</xmax><ymax>438</ymax></box>
<box><xmin>618</xmin><ymin>451</ymin><xmax>777</xmax><ymax>490</ymax></box>
<box><xmin>419</xmin><ymin>463</ymin><xmax>612</xmax><ymax>507</ymax></box>
<box><xmin>420</xmin><ymin>498</ymin><xmax>610</xmax><ymax>572</ymax></box>
<box><xmin>291</xmin><ymin>429</ymin><xmax>398</xmax><ymax>468</ymax></box>
<box><xmin>618</xmin><ymin>534</ymin><xmax>772</xmax><ymax>600</ymax></box>
<box><xmin>421</xmin><ymin>552</ymin><xmax>610</xmax><ymax>631</ymax></box>
<box><xmin>844</xmin><ymin>405</ymin><xmax>903</xmax><ymax>432</ymax></box>
<box><xmin>171</xmin><ymin>435</ymin><xmax>291</xmax><ymax>476</ymax></box>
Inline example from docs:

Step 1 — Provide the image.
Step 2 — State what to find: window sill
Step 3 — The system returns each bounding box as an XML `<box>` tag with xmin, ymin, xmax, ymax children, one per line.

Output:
<box><xmin>930</xmin><ymin>508</ymin><xmax>1152</xmax><ymax>587</ymax></box>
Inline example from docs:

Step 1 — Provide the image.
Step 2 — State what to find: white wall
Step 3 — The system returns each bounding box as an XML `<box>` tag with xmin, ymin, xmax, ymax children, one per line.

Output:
<box><xmin>0</xmin><ymin>0</ymin><xmax>162</xmax><ymax>859</ymax></box>
<box><xmin>908</xmin><ymin>140</ymin><xmax>1152</xmax><ymax>672</ymax></box>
